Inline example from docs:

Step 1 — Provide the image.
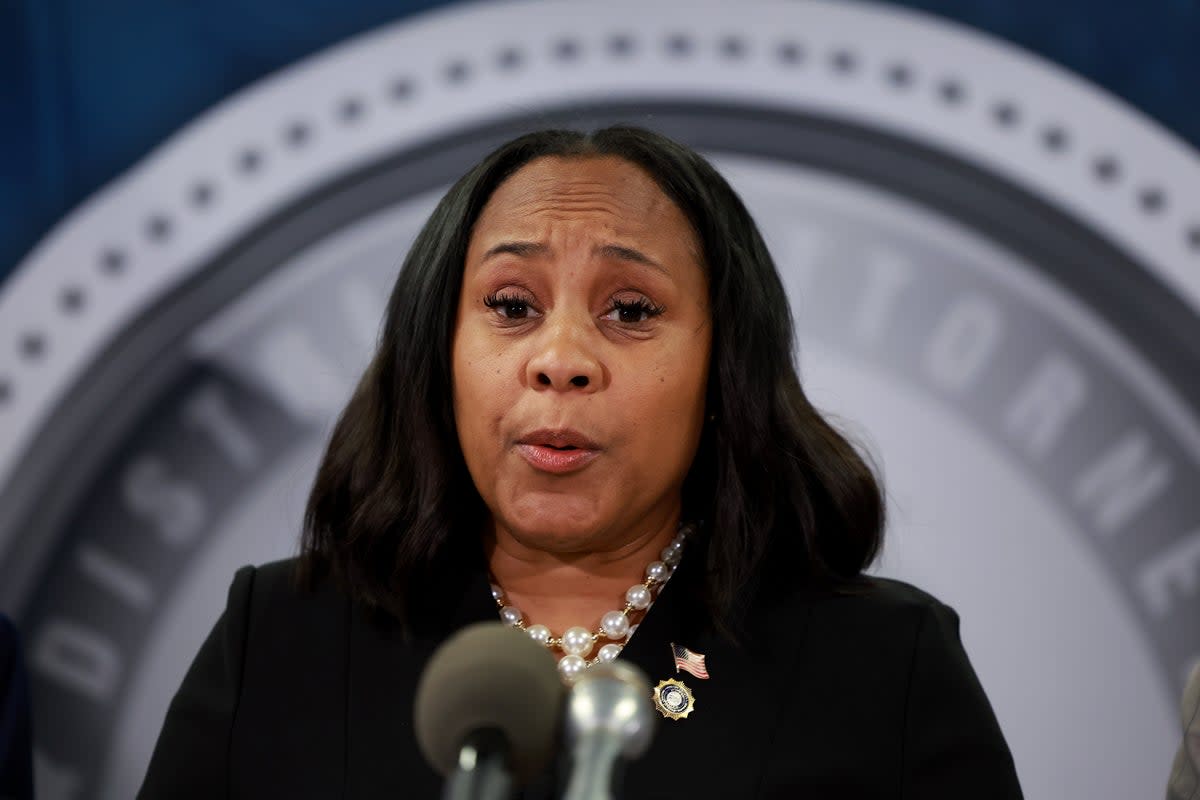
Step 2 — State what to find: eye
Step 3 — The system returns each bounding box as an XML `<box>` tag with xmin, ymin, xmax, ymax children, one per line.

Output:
<box><xmin>604</xmin><ymin>297</ymin><xmax>666</xmax><ymax>325</ymax></box>
<box><xmin>483</xmin><ymin>291</ymin><xmax>539</xmax><ymax>320</ymax></box>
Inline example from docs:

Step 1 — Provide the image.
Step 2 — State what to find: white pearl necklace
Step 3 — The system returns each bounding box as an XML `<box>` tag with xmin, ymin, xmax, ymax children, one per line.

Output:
<box><xmin>490</xmin><ymin>522</ymin><xmax>694</xmax><ymax>682</ymax></box>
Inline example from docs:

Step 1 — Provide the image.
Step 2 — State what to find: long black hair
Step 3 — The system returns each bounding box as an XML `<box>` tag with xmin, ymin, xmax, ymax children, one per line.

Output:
<box><xmin>298</xmin><ymin>126</ymin><xmax>884</xmax><ymax>630</ymax></box>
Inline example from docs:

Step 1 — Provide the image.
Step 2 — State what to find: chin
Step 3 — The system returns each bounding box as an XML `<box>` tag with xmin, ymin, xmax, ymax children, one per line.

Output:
<box><xmin>499</xmin><ymin>495</ymin><xmax>609</xmax><ymax>553</ymax></box>
<box><xmin>508</xmin><ymin>528</ymin><xmax>597</xmax><ymax>555</ymax></box>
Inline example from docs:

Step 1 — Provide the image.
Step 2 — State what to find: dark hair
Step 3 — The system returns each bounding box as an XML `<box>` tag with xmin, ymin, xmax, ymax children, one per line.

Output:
<box><xmin>298</xmin><ymin>126</ymin><xmax>884</xmax><ymax>631</ymax></box>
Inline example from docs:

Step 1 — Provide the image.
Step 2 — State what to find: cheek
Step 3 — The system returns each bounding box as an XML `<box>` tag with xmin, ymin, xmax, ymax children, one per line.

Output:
<box><xmin>453</xmin><ymin>333</ymin><xmax>515</xmax><ymax>440</ymax></box>
<box><xmin>628</xmin><ymin>346</ymin><xmax>709</xmax><ymax>445</ymax></box>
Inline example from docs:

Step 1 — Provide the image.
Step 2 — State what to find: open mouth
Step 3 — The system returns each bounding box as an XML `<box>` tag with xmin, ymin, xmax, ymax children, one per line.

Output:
<box><xmin>516</xmin><ymin>428</ymin><xmax>601</xmax><ymax>451</ymax></box>
<box><xmin>514</xmin><ymin>429</ymin><xmax>601</xmax><ymax>474</ymax></box>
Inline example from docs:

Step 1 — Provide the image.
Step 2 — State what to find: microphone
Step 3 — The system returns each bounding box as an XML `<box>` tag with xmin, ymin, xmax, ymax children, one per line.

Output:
<box><xmin>415</xmin><ymin>622</ymin><xmax>565</xmax><ymax>800</ymax></box>
<box><xmin>562</xmin><ymin>660</ymin><xmax>656</xmax><ymax>800</ymax></box>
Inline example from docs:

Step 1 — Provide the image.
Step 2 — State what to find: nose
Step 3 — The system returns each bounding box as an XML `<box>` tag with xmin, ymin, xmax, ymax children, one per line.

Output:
<box><xmin>526</xmin><ymin>315</ymin><xmax>604</xmax><ymax>392</ymax></box>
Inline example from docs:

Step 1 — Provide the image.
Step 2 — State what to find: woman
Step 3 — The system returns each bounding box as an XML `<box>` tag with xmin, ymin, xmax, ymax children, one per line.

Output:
<box><xmin>139</xmin><ymin>126</ymin><xmax>1023</xmax><ymax>798</ymax></box>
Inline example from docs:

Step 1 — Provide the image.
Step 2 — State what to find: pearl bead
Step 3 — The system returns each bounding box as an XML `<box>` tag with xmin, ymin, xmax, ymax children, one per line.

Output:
<box><xmin>600</xmin><ymin>610</ymin><xmax>631</xmax><ymax>640</ymax></box>
<box><xmin>526</xmin><ymin>624</ymin><xmax>551</xmax><ymax>646</ymax></box>
<box><xmin>561</xmin><ymin>626</ymin><xmax>594</xmax><ymax>657</ymax></box>
<box><xmin>558</xmin><ymin>654</ymin><xmax>587</xmax><ymax>682</ymax></box>
<box><xmin>597</xmin><ymin>643</ymin><xmax>622</xmax><ymax>662</ymax></box>
<box><xmin>625</xmin><ymin>584</ymin><xmax>652</xmax><ymax>610</ymax></box>
<box><xmin>645</xmin><ymin>561</ymin><xmax>668</xmax><ymax>582</ymax></box>
<box><xmin>487</xmin><ymin>528</ymin><xmax>691</xmax><ymax>674</ymax></box>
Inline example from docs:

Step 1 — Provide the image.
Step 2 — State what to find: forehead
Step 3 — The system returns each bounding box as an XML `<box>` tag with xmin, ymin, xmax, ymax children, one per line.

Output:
<box><xmin>472</xmin><ymin>155</ymin><xmax>697</xmax><ymax>243</ymax></box>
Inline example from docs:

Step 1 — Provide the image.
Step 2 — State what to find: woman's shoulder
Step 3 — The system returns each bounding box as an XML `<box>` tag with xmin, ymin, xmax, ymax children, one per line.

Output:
<box><xmin>834</xmin><ymin>574</ymin><xmax>951</xmax><ymax>612</ymax></box>
<box><xmin>779</xmin><ymin>574</ymin><xmax>964</xmax><ymax>654</ymax></box>
<box><xmin>235</xmin><ymin>555</ymin><xmax>304</xmax><ymax>595</ymax></box>
<box><xmin>792</xmin><ymin>573</ymin><xmax>953</xmax><ymax>615</ymax></box>
<box><xmin>221</xmin><ymin>555</ymin><xmax>349</xmax><ymax>638</ymax></box>
<box><xmin>230</xmin><ymin>554</ymin><xmax>340</xmax><ymax>596</ymax></box>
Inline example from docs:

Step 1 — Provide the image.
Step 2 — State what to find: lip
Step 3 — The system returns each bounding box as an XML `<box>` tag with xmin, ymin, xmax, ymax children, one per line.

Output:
<box><xmin>515</xmin><ymin>428</ymin><xmax>602</xmax><ymax>474</ymax></box>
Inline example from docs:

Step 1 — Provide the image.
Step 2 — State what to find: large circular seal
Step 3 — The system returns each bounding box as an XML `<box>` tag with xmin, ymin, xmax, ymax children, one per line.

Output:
<box><xmin>1</xmin><ymin>2</ymin><xmax>1196</xmax><ymax>797</ymax></box>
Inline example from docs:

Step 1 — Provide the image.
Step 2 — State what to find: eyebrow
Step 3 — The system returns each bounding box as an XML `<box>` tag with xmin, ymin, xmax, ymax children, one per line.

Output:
<box><xmin>482</xmin><ymin>241</ymin><xmax>548</xmax><ymax>261</ymax></box>
<box><xmin>481</xmin><ymin>240</ymin><xmax>669</xmax><ymax>276</ymax></box>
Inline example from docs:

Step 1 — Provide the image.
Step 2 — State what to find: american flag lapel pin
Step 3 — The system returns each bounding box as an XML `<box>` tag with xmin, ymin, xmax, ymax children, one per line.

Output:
<box><xmin>652</xmin><ymin>643</ymin><xmax>708</xmax><ymax>720</ymax></box>
<box><xmin>671</xmin><ymin>642</ymin><xmax>710</xmax><ymax>680</ymax></box>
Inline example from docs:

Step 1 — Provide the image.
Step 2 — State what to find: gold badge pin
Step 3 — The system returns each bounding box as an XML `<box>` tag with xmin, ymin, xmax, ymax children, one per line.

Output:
<box><xmin>653</xmin><ymin>678</ymin><xmax>696</xmax><ymax>720</ymax></box>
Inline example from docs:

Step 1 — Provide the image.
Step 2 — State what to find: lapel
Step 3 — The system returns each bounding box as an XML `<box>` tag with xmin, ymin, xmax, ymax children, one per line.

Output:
<box><xmin>611</xmin><ymin>549</ymin><xmax>816</xmax><ymax>799</ymax></box>
<box><xmin>344</xmin><ymin>552</ymin><xmax>500</xmax><ymax>799</ymax></box>
<box><xmin>341</xmin><ymin>542</ymin><xmax>814</xmax><ymax>799</ymax></box>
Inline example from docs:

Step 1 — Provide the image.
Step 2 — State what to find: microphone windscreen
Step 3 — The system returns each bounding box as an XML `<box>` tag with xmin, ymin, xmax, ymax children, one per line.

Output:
<box><xmin>414</xmin><ymin>622</ymin><xmax>564</xmax><ymax>784</ymax></box>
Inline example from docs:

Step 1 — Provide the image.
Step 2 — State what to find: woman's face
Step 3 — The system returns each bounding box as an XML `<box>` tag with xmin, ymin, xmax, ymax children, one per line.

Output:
<box><xmin>452</xmin><ymin>155</ymin><xmax>712</xmax><ymax>554</ymax></box>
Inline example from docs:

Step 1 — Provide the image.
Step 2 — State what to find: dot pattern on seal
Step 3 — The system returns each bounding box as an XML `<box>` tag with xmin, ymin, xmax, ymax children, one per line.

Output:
<box><xmin>237</xmin><ymin>149</ymin><xmax>262</xmax><ymax>175</ymax></box>
<box><xmin>189</xmin><ymin>181</ymin><xmax>215</xmax><ymax>209</ymax></box>
<box><xmin>59</xmin><ymin>287</ymin><xmax>85</xmax><ymax>314</ymax></box>
<box><xmin>938</xmin><ymin>79</ymin><xmax>965</xmax><ymax>105</ymax></box>
<box><xmin>886</xmin><ymin>63</ymin><xmax>913</xmax><ymax>88</ymax></box>
<box><xmin>992</xmin><ymin>101</ymin><xmax>1020</xmax><ymax>128</ymax></box>
<box><xmin>145</xmin><ymin>215</ymin><xmax>171</xmax><ymax>243</ymax></box>
<box><xmin>497</xmin><ymin>47</ymin><xmax>523</xmax><ymax>70</ymax></box>
<box><xmin>19</xmin><ymin>333</ymin><xmax>45</xmax><ymax>361</ymax></box>
<box><xmin>554</xmin><ymin>39</ymin><xmax>581</xmax><ymax>61</ymax></box>
<box><xmin>5</xmin><ymin>22</ymin><xmax>1198</xmax><ymax>419</ymax></box>
<box><xmin>607</xmin><ymin>33</ymin><xmax>635</xmax><ymax>57</ymax></box>
<box><xmin>830</xmin><ymin>48</ymin><xmax>857</xmax><ymax>74</ymax></box>
<box><xmin>388</xmin><ymin>78</ymin><xmax>415</xmax><ymax>101</ymax></box>
<box><xmin>776</xmin><ymin>41</ymin><xmax>804</xmax><ymax>65</ymax></box>
<box><xmin>338</xmin><ymin>97</ymin><xmax>365</xmax><ymax>123</ymax></box>
<box><xmin>284</xmin><ymin>121</ymin><xmax>312</xmax><ymax>147</ymax></box>
<box><xmin>1094</xmin><ymin>155</ymin><xmax>1121</xmax><ymax>183</ymax></box>
<box><xmin>665</xmin><ymin>33</ymin><xmax>692</xmax><ymax>57</ymax></box>
<box><xmin>444</xmin><ymin>60</ymin><xmax>470</xmax><ymax>84</ymax></box>
<box><xmin>1042</xmin><ymin>126</ymin><xmax>1069</xmax><ymax>153</ymax></box>
<box><xmin>720</xmin><ymin>36</ymin><xmax>747</xmax><ymax>60</ymax></box>
<box><xmin>1139</xmin><ymin>187</ymin><xmax>1166</xmax><ymax>215</ymax></box>
<box><xmin>99</xmin><ymin>249</ymin><xmax>126</xmax><ymax>276</ymax></box>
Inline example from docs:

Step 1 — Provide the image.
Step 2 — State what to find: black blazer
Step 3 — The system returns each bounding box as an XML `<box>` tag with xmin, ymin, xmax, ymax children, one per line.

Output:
<box><xmin>0</xmin><ymin>615</ymin><xmax>33</xmax><ymax>800</ymax></box>
<box><xmin>139</xmin><ymin>548</ymin><xmax>1023</xmax><ymax>799</ymax></box>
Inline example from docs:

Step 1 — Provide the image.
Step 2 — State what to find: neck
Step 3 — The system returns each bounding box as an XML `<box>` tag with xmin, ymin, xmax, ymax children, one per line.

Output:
<box><xmin>485</xmin><ymin>513</ymin><xmax>680</xmax><ymax>636</ymax></box>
